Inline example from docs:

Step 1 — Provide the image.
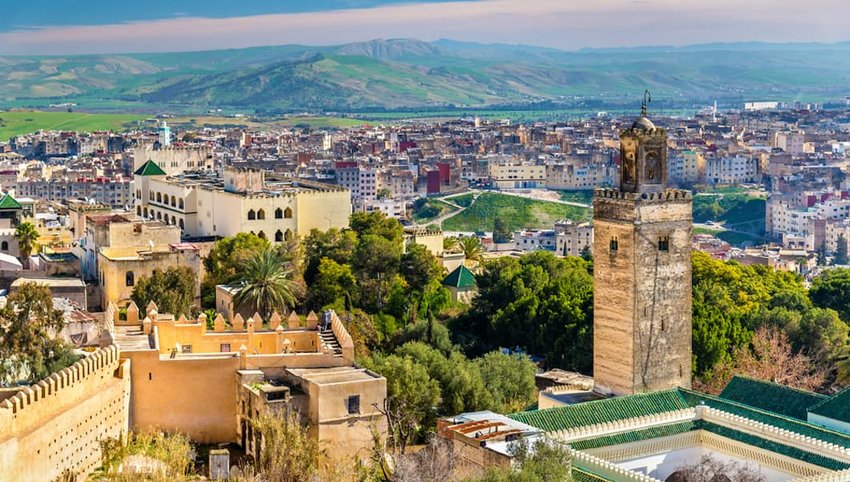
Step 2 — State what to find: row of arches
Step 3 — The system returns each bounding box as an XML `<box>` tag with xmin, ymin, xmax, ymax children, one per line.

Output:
<box><xmin>251</xmin><ymin>230</ymin><xmax>293</xmax><ymax>242</ymax></box>
<box><xmin>247</xmin><ymin>207</ymin><xmax>292</xmax><ymax>221</ymax></box>
<box><xmin>137</xmin><ymin>206</ymin><xmax>184</xmax><ymax>230</ymax></box>
<box><xmin>150</xmin><ymin>192</ymin><xmax>184</xmax><ymax>210</ymax></box>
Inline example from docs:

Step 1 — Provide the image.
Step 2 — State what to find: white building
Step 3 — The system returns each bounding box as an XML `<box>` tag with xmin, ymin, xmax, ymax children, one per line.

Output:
<box><xmin>555</xmin><ymin>220</ymin><xmax>593</xmax><ymax>257</ymax></box>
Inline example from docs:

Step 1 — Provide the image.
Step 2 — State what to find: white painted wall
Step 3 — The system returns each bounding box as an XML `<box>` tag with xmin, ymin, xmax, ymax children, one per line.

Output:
<box><xmin>617</xmin><ymin>446</ymin><xmax>796</xmax><ymax>482</ymax></box>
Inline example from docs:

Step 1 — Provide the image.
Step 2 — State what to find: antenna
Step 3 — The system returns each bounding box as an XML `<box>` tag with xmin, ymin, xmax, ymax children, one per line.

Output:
<box><xmin>641</xmin><ymin>89</ymin><xmax>652</xmax><ymax>117</ymax></box>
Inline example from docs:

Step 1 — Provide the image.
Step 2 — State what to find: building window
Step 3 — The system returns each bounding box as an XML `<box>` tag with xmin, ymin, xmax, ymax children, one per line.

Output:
<box><xmin>275</xmin><ymin>230</ymin><xmax>283</xmax><ymax>242</ymax></box>
<box><xmin>275</xmin><ymin>208</ymin><xmax>283</xmax><ymax>219</ymax></box>
<box><xmin>179</xmin><ymin>198</ymin><xmax>184</xmax><ymax>209</ymax></box>
<box><xmin>170</xmin><ymin>195</ymin><xmax>176</xmax><ymax>207</ymax></box>
<box><xmin>284</xmin><ymin>229</ymin><xmax>293</xmax><ymax>241</ymax></box>
<box><xmin>1</xmin><ymin>241</ymin><xmax>8</xmax><ymax>251</ymax></box>
<box><xmin>658</xmin><ymin>236</ymin><xmax>670</xmax><ymax>252</ymax></box>
<box><xmin>247</xmin><ymin>209</ymin><xmax>256</xmax><ymax>220</ymax></box>
<box><xmin>156</xmin><ymin>192</ymin><xmax>162</xmax><ymax>203</ymax></box>
<box><xmin>126</xmin><ymin>271</ymin><xmax>135</xmax><ymax>287</ymax></box>
<box><xmin>258</xmin><ymin>231</ymin><xmax>266</xmax><ymax>240</ymax></box>
<box><xmin>284</xmin><ymin>207</ymin><xmax>293</xmax><ymax>219</ymax></box>
<box><xmin>347</xmin><ymin>395</ymin><xmax>360</xmax><ymax>415</ymax></box>
<box><xmin>257</xmin><ymin>209</ymin><xmax>265</xmax><ymax>220</ymax></box>
<box><xmin>182</xmin><ymin>345</ymin><xmax>193</xmax><ymax>354</ymax></box>
<box><xmin>609</xmin><ymin>237</ymin><xmax>618</xmax><ymax>253</ymax></box>
<box><xmin>220</xmin><ymin>343</ymin><xmax>231</xmax><ymax>353</ymax></box>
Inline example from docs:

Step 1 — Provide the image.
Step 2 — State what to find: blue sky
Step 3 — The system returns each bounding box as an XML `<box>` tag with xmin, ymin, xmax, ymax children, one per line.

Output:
<box><xmin>0</xmin><ymin>0</ymin><xmax>847</xmax><ymax>55</ymax></box>
<box><xmin>0</xmin><ymin>1</ymin><xmax>459</xmax><ymax>32</ymax></box>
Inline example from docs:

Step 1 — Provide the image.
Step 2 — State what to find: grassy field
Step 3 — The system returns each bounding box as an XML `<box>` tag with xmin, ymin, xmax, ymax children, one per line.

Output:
<box><xmin>442</xmin><ymin>192</ymin><xmax>590</xmax><ymax>232</ymax></box>
<box><xmin>557</xmin><ymin>190</ymin><xmax>595</xmax><ymax>205</ymax></box>
<box><xmin>0</xmin><ymin>110</ymin><xmax>147</xmax><ymax>138</ymax></box>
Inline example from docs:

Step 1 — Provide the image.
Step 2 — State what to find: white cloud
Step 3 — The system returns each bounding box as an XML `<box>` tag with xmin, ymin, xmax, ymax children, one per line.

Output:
<box><xmin>0</xmin><ymin>0</ymin><xmax>846</xmax><ymax>55</ymax></box>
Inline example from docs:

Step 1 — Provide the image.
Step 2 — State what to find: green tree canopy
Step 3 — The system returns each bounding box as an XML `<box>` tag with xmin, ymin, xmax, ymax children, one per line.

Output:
<box><xmin>303</xmin><ymin>228</ymin><xmax>357</xmax><ymax>285</ymax></box>
<box><xmin>810</xmin><ymin>268</ymin><xmax>850</xmax><ymax>322</ymax></box>
<box><xmin>476</xmin><ymin>351</ymin><xmax>538</xmax><ymax>413</ymax></box>
<box><xmin>493</xmin><ymin>217</ymin><xmax>512</xmax><ymax>244</ymax></box>
<box><xmin>0</xmin><ymin>282</ymin><xmax>78</xmax><ymax>385</ymax></box>
<box><xmin>305</xmin><ymin>257</ymin><xmax>357</xmax><ymax>311</ymax></box>
<box><xmin>350</xmin><ymin>210</ymin><xmax>404</xmax><ymax>245</ymax></box>
<box><xmin>201</xmin><ymin>233</ymin><xmax>270</xmax><ymax>307</ymax></box>
<box><xmin>452</xmin><ymin>251</ymin><xmax>593</xmax><ymax>372</ymax></box>
<box><xmin>131</xmin><ymin>266</ymin><xmax>197</xmax><ymax>318</ymax></box>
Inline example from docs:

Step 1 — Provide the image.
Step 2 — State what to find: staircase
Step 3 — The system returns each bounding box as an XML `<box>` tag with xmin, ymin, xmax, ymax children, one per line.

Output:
<box><xmin>319</xmin><ymin>330</ymin><xmax>343</xmax><ymax>357</ymax></box>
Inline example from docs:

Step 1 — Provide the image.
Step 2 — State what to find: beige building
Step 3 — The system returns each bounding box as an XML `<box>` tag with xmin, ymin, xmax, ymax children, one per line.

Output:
<box><xmin>114</xmin><ymin>305</ymin><xmax>386</xmax><ymax>464</ymax></box>
<box><xmin>98</xmin><ymin>242</ymin><xmax>201</xmax><ymax>308</ymax></box>
<box><xmin>134</xmin><ymin>164</ymin><xmax>351</xmax><ymax>240</ymax></box>
<box><xmin>488</xmin><ymin>163</ymin><xmax>546</xmax><ymax>189</ymax></box>
<box><xmin>133</xmin><ymin>144</ymin><xmax>213</xmax><ymax>176</ymax></box>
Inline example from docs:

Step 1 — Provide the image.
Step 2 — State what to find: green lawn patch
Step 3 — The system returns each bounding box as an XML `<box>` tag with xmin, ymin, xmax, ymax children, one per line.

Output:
<box><xmin>442</xmin><ymin>192</ymin><xmax>590</xmax><ymax>232</ymax></box>
<box><xmin>0</xmin><ymin>110</ymin><xmax>146</xmax><ymax>138</ymax></box>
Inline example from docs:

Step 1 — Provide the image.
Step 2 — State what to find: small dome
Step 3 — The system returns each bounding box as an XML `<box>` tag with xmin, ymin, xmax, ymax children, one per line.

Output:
<box><xmin>631</xmin><ymin>116</ymin><xmax>656</xmax><ymax>132</ymax></box>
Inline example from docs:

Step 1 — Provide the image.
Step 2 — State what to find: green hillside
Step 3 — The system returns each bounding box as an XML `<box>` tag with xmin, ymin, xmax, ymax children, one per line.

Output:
<box><xmin>2</xmin><ymin>39</ymin><xmax>850</xmax><ymax>112</ymax></box>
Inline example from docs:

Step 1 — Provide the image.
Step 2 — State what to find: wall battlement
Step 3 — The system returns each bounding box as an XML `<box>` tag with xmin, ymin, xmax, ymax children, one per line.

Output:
<box><xmin>0</xmin><ymin>345</ymin><xmax>130</xmax><ymax>482</ymax></box>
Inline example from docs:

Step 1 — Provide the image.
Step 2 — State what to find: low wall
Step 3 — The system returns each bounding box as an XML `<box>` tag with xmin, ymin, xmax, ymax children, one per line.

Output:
<box><xmin>0</xmin><ymin>346</ymin><xmax>130</xmax><ymax>482</ymax></box>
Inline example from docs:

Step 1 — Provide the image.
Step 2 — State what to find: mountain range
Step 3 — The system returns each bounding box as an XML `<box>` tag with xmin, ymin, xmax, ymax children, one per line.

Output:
<box><xmin>2</xmin><ymin>38</ymin><xmax>849</xmax><ymax>113</ymax></box>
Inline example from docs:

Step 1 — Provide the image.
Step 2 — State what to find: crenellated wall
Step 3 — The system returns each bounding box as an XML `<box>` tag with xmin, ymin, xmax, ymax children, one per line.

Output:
<box><xmin>0</xmin><ymin>346</ymin><xmax>130</xmax><ymax>482</ymax></box>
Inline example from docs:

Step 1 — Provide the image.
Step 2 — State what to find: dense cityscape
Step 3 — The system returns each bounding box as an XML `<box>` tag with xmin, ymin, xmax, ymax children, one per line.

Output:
<box><xmin>3</xmin><ymin>2</ymin><xmax>850</xmax><ymax>482</ymax></box>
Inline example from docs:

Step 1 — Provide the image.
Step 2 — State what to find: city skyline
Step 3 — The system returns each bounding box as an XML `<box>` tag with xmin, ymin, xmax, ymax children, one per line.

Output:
<box><xmin>1</xmin><ymin>0</ymin><xmax>848</xmax><ymax>55</ymax></box>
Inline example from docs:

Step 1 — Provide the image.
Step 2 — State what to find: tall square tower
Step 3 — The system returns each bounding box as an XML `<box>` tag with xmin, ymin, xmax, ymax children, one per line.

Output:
<box><xmin>592</xmin><ymin>114</ymin><xmax>692</xmax><ymax>396</ymax></box>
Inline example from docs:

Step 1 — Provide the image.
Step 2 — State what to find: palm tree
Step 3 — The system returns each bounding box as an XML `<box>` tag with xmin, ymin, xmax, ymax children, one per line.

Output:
<box><xmin>229</xmin><ymin>247</ymin><xmax>302</xmax><ymax>321</ymax></box>
<box><xmin>443</xmin><ymin>236</ymin><xmax>460</xmax><ymax>252</ymax></box>
<box><xmin>459</xmin><ymin>236</ymin><xmax>484</xmax><ymax>263</ymax></box>
<box><xmin>14</xmin><ymin>222</ymin><xmax>39</xmax><ymax>269</ymax></box>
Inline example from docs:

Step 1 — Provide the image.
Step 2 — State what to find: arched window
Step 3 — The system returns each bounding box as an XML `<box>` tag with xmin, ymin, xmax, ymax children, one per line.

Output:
<box><xmin>610</xmin><ymin>237</ymin><xmax>619</xmax><ymax>253</ymax></box>
<box><xmin>658</xmin><ymin>236</ymin><xmax>670</xmax><ymax>252</ymax></box>
<box><xmin>171</xmin><ymin>195</ymin><xmax>176</xmax><ymax>207</ymax></box>
<box><xmin>247</xmin><ymin>209</ymin><xmax>256</xmax><ymax>221</ymax></box>
<box><xmin>156</xmin><ymin>192</ymin><xmax>162</xmax><ymax>203</ymax></box>
<box><xmin>284</xmin><ymin>229</ymin><xmax>293</xmax><ymax>241</ymax></box>
<box><xmin>149</xmin><ymin>191</ymin><xmax>153</xmax><ymax>201</ymax></box>
<box><xmin>179</xmin><ymin>198</ymin><xmax>184</xmax><ymax>209</ymax></box>
<box><xmin>257</xmin><ymin>209</ymin><xmax>265</xmax><ymax>220</ymax></box>
<box><xmin>137</xmin><ymin>206</ymin><xmax>142</xmax><ymax>216</ymax></box>
<box><xmin>1</xmin><ymin>241</ymin><xmax>8</xmax><ymax>251</ymax></box>
<box><xmin>172</xmin><ymin>215</ymin><xmax>177</xmax><ymax>225</ymax></box>
<box><xmin>275</xmin><ymin>208</ymin><xmax>283</xmax><ymax>219</ymax></box>
<box><xmin>144</xmin><ymin>208</ymin><xmax>149</xmax><ymax>218</ymax></box>
<box><xmin>126</xmin><ymin>271</ymin><xmax>135</xmax><ymax>287</ymax></box>
<box><xmin>179</xmin><ymin>219</ymin><xmax>184</xmax><ymax>230</ymax></box>
<box><xmin>275</xmin><ymin>230</ymin><xmax>283</xmax><ymax>242</ymax></box>
<box><xmin>284</xmin><ymin>207</ymin><xmax>293</xmax><ymax>219</ymax></box>
<box><xmin>258</xmin><ymin>231</ymin><xmax>266</xmax><ymax>240</ymax></box>
<box><xmin>157</xmin><ymin>212</ymin><xmax>162</xmax><ymax>220</ymax></box>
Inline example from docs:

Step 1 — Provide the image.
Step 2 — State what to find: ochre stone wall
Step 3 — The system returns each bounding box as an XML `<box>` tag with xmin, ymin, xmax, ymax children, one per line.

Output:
<box><xmin>0</xmin><ymin>346</ymin><xmax>130</xmax><ymax>482</ymax></box>
<box><xmin>593</xmin><ymin>189</ymin><xmax>692</xmax><ymax>395</ymax></box>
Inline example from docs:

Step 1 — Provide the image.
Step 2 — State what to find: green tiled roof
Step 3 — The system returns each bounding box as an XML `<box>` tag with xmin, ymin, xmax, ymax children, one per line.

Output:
<box><xmin>719</xmin><ymin>375</ymin><xmax>827</xmax><ymax>420</ymax></box>
<box><xmin>507</xmin><ymin>389</ymin><xmax>689</xmax><ymax>432</ymax></box>
<box><xmin>571</xmin><ymin>421</ymin><xmax>698</xmax><ymax>451</ymax></box>
<box><xmin>809</xmin><ymin>386</ymin><xmax>850</xmax><ymax>423</ymax></box>
<box><xmin>703</xmin><ymin>422</ymin><xmax>850</xmax><ymax>471</ymax></box>
<box><xmin>678</xmin><ymin>388</ymin><xmax>850</xmax><ymax>449</ymax></box>
<box><xmin>134</xmin><ymin>159</ymin><xmax>167</xmax><ymax>176</ymax></box>
<box><xmin>573</xmin><ymin>469</ymin><xmax>614</xmax><ymax>482</ymax></box>
<box><xmin>442</xmin><ymin>265</ymin><xmax>476</xmax><ymax>288</ymax></box>
<box><xmin>0</xmin><ymin>193</ymin><xmax>22</xmax><ymax>209</ymax></box>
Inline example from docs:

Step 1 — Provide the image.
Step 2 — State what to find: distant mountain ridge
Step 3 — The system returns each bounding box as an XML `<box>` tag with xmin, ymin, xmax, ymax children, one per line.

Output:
<box><xmin>2</xmin><ymin>38</ymin><xmax>849</xmax><ymax>112</ymax></box>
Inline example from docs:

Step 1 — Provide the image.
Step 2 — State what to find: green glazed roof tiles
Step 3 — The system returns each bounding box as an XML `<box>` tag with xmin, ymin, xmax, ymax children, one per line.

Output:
<box><xmin>0</xmin><ymin>193</ymin><xmax>22</xmax><ymax>209</ymax></box>
<box><xmin>507</xmin><ymin>389</ymin><xmax>689</xmax><ymax>432</ymax></box>
<box><xmin>808</xmin><ymin>386</ymin><xmax>850</xmax><ymax>423</ymax></box>
<box><xmin>719</xmin><ymin>375</ymin><xmax>827</xmax><ymax>420</ymax></box>
<box><xmin>442</xmin><ymin>265</ymin><xmax>476</xmax><ymax>288</ymax></box>
<box><xmin>133</xmin><ymin>159</ymin><xmax>167</xmax><ymax>176</ymax></box>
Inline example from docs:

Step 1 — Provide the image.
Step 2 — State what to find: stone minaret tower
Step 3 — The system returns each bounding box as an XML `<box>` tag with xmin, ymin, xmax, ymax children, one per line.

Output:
<box><xmin>592</xmin><ymin>98</ymin><xmax>693</xmax><ymax>396</ymax></box>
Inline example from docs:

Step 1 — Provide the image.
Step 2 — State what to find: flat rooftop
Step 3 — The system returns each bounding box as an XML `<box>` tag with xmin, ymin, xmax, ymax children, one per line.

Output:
<box><xmin>286</xmin><ymin>366</ymin><xmax>381</xmax><ymax>385</ymax></box>
<box><xmin>11</xmin><ymin>277</ymin><xmax>85</xmax><ymax>288</ymax></box>
<box><xmin>113</xmin><ymin>325</ymin><xmax>154</xmax><ymax>351</ymax></box>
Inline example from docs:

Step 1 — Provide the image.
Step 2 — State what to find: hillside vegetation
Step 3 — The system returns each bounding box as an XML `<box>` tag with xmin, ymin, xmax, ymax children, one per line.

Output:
<box><xmin>3</xmin><ymin>39</ymin><xmax>850</xmax><ymax>112</ymax></box>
